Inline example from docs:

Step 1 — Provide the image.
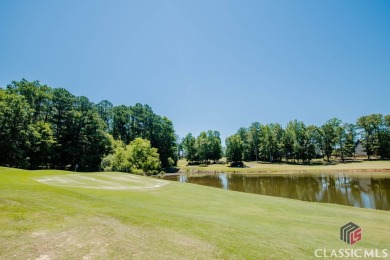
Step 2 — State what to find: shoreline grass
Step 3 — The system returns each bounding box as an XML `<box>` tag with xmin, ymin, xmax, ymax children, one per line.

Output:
<box><xmin>176</xmin><ymin>159</ymin><xmax>390</xmax><ymax>176</ymax></box>
<box><xmin>1</xmin><ymin>166</ymin><xmax>389</xmax><ymax>259</ymax></box>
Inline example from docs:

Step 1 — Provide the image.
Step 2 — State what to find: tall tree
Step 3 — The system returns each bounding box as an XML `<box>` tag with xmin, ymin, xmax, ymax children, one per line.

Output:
<box><xmin>285</xmin><ymin>120</ymin><xmax>307</xmax><ymax>163</ymax></box>
<box><xmin>225</xmin><ymin>134</ymin><xmax>244</xmax><ymax>163</ymax></box>
<box><xmin>207</xmin><ymin>130</ymin><xmax>223</xmax><ymax>163</ymax></box>
<box><xmin>50</xmin><ymin>88</ymin><xmax>76</xmax><ymax>168</ymax></box>
<box><xmin>304</xmin><ymin>125</ymin><xmax>318</xmax><ymax>164</ymax></box>
<box><xmin>5</xmin><ymin>80</ymin><xmax>54</xmax><ymax>168</ymax></box>
<box><xmin>283</xmin><ymin>122</ymin><xmax>295</xmax><ymax>162</ymax></box>
<box><xmin>0</xmin><ymin>79</ymin><xmax>178</xmax><ymax>171</ymax></box>
<box><xmin>70</xmin><ymin>96</ymin><xmax>112</xmax><ymax>171</ymax></box>
<box><xmin>237</xmin><ymin>127</ymin><xmax>251</xmax><ymax>161</ymax></box>
<box><xmin>6</xmin><ymin>79</ymin><xmax>52</xmax><ymax>123</ymax></box>
<box><xmin>260</xmin><ymin>124</ymin><xmax>275</xmax><ymax>162</ymax></box>
<box><xmin>344</xmin><ymin>124</ymin><xmax>357</xmax><ymax>158</ymax></box>
<box><xmin>383</xmin><ymin>115</ymin><xmax>390</xmax><ymax>158</ymax></box>
<box><xmin>182</xmin><ymin>133</ymin><xmax>197</xmax><ymax>163</ymax></box>
<box><xmin>111</xmin><ymin>105</ymin><xmax>131</xmax><ymax>144</ymax></box>
<box><xmin>248</xmin><ymin>122</ymin><xmax>261</xmax><ymax>162</ymax></box>
<box><xmin>96</xmin><ymin>100</ymin><xmax>113</xmax><ymax>131</ymax></box>
<box><xmin>356</xmin><ymin>114</ymin><xmax>383</xmax><ymax>159</ymax></box>
<box><xmin>129</xmin><ymin>103</ymin><xmax>154</xmax><ymax>140</ymax></box>
<box><xmin>270</xmin><ymin>123</ymin><xmax>284</xmax><ymax>162</ymax></box>
<box><xmin>196</xmin><ymin>131</ymin><xmax>210</xmax><ymax>163</ymax></box>
<box><xmin>151</xmin><ymin>116</ymin><xmax>178</xmax><ymax>168</ymax></box>
<box><xmin>318</xmin><ymin>118</ymin><xmax>341</xmax><ymax>162</ymax></box>
<box><xmin>0</xmin><ymin>91</ymin><xmax>31</xmax><ymax>166</ymax></box>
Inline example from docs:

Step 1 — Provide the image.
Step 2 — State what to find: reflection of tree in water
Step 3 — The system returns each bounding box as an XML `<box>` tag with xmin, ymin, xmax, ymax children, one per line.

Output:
<box><xmin>227</xmin><ymin>175</ymin><xmax>322</xmax><ymax>202</ymax></box>
<box><xmin>318</xmin><ymin>176</ymin><xmax>349</xmax><ymax>206</ymax></box>
<box><xmin>185</xmin><ymin>174</ymin><xmax>225</xmax><ymax>189</ymax></box>
<box><xmin>371</xmin><ymin>178</ymin><xmax>390</xmax><ymax>210</ymax></box>
<box><xmin>177</xmin><ymin>174</ymin><xmax>390</xmax><ymax>210</ymax></box>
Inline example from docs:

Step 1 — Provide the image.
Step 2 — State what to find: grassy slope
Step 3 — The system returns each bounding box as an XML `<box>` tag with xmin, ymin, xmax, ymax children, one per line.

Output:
<box><xmin>178</xmin><ymin>159</ymin><xmax>390</xmax><ymax>175</ymax></box>
<box><xmin>1</xmin><ymin>167</ymin><xmax>389</xmax><ymax>259</ymax></box>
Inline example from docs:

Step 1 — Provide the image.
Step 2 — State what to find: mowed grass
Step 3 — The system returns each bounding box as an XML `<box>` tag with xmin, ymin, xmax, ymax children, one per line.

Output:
<box><xmin>178</xmin><ymin>159</ymin><xmax>390</xmax><ymax>175</ymax></box>
<box><xmin>1</xmin><ymin>167</ymin><xmax>390</xmax><ymax>259</ymax></box>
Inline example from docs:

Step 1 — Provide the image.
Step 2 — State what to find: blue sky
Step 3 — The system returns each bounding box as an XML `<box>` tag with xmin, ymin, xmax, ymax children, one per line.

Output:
<box><xmin>1</xmin><ymin>0</ymin><xmax>389</xmax><ymax>141</ymax></box>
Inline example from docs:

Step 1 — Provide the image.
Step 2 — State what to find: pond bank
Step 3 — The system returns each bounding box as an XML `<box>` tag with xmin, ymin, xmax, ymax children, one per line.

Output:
<box><xmin>174</xmin><ymin>160</ymin><xmax>390</xmax><ymax>176</ymax></box>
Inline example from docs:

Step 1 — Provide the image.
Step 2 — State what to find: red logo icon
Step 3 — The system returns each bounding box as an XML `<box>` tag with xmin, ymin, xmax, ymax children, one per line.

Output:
<box><xmin>340</xmin><ymin>222</ymin><xmax>362</xmax><ymax>245</ymax></box>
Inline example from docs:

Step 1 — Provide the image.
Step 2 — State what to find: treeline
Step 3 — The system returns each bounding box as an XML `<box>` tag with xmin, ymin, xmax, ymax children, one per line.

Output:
<box><xmin>224</xmin><ymin>115</ymin><xmax>390</xmax><ymax>164</ymax></box>
<box><xmin>0</xmin><ymin>79</ymin><xmax>177</xmax><ymax>171</ymax></box>
<box><xmin>181</xmin><ymin>131</ymin><xmax>223</xmax><ymax>164</ymax></box>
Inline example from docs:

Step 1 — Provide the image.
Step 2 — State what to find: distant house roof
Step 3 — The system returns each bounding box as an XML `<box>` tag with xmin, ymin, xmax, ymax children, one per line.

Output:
<box><xmin>355</xmin><ymin>140</ymin><xmax>367</xmax><ymax>155</ymax></box>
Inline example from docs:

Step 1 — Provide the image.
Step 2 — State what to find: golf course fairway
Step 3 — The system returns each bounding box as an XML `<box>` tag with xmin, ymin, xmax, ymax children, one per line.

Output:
<box><xmin>1</xmin><ymin>167</ymin><xmax>389</xmax><ymax>259</ymax></box>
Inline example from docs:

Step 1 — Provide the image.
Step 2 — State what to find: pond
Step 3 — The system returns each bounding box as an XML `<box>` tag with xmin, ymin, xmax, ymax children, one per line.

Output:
<box><xmin>164</xmin><ymin>173</ymin><xmax>390</xmax><ymax>210</ymax></box>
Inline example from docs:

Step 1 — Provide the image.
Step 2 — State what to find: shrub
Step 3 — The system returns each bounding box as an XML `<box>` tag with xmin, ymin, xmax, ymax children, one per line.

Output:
<box><xmin>101</xmin><ymin>138</ymin><xmax>161</xmax><ymax>175</ymax></box>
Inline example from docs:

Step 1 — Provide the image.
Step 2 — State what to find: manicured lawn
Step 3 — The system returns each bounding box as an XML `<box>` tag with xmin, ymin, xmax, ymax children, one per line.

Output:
<box><xmin>0</xmin><ymin>167</ymin><xmax>389</xmax><ymax>259</ymax></box>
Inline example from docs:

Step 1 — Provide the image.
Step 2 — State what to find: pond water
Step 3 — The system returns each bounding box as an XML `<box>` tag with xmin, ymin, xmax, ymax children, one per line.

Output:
<box><xmin>165</xmin><ymin>173</ymin><xmax>390</xmax><ymax>210</ymax></box>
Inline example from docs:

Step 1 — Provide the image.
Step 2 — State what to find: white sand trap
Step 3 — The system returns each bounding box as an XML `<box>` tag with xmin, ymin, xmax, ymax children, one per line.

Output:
<box><xmin>35</xmin><ymin>173</ymin><xmax>169</xmax><ymax>190</ymax></box>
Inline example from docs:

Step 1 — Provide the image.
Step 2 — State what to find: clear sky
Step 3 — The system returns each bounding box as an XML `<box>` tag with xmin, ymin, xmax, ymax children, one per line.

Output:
<box><xmin>1</xmin><ymin>0</ymin><xmax>389</xmax><ymax>142</ymax></box>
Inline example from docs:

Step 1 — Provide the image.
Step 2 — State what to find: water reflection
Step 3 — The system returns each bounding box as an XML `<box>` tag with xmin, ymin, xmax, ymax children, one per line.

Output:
<box><xmin>165</xmin><ymin>173</ymin><xmax>390</xmax><ymax>210</ymax></box>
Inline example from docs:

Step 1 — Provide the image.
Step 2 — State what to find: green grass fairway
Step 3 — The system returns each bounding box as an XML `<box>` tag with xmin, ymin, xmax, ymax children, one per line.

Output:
<box><xmin>1</xmin><ymin>167</ymin><xmax>389</xmax><ymax>259</ymax></box>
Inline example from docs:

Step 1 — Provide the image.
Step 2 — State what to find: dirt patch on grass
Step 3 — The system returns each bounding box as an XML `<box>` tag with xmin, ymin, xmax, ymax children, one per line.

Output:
<box><xmin>6</xmin><ymin>217</ymin><xmax>218</xmax><ymax>259</ymax></box>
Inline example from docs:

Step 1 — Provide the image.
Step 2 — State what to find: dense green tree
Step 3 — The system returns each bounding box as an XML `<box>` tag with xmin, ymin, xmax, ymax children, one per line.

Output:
<box><xmin>318</xmin><ymin>118</ymin><xmax>341</xmax><ymax>162</ymax></box>
<box><xmin>24</xmin><ymin>121</ymin><xmax>55</xmax><ymax>169</ymax></box>
<box><xmin>151</xmin><ymin>116</ymin><xmax>178</xmax><ymax>168</ymax></box>
<box><xmin>126</xmin><ymin>138</ymin><xmax>161</xmax><ymax>174</ymax></box>
<box><xmin>196</xmin><ymin>131</ymin><xmax>209</xmax><ymax>163</ymax></box>
<box><xmin>237</xmin><ymin>127</ymin><xmax>251</xmax><ymax>161</ymax></box>
<box><xmin>182</xmin><ymin>133</ymin><xmax>197</xmax><ymax>163</ymax></box>
<box><xmin>283</xmin><ymin>123</ymin><xmax>295</xmax><ymax>162</ymax></box>
<box><xmin>383</xmin><ymin>115</ymin><xmax>390</xmax><ymax>158</ymax></box>
<box><xmin>181</xmin><ymin>130</ymin><xmax>222</xmax><ymax>164</ymax></box>
<box><xmin>270</xmin><ymin>123</ymin><xmax>284</xmax><ymax>162</ymax></box>
<box><xmin>285</xmin><ymin>120</ymin><xmax>307</xmax><ymax>162</ymax></box>
<box><xmin>4</xmin><ymin>80</ymin><xmax>55</xmax><ymax>168</ymax></box>
<box><xmin>112</xmin><ymin>105</ymin><xmax>131</xmax><ymax>144</ymax></box>
<box><xmin>129</xmin><ymin>103</ymin><xmax>154</xmax><ymax>140</ymax></box>
<box><xmin>385</xmin><ymin>115</ymin><xmax>390</xmax><ymax>127</ymax></box>
<box><xmin>101</xmin><ymin>138</ymin><xmax>160</xmax><ymax>175</ymax></box>
<box><xmin>334</xmin><ymin>123</ymin><xmax>358</xmax><ymax>161</ymax></box>
<box><xmin>304</xmin><ymin>125</ymin><xmax>318</xmax><ymax>163</ymax></box>
<box><xmin>50</xmin><ymin>88</ymin><xmax>76</xmax><ymax>167</ymax></box>
<box><xmin>225</xmin><ymin>134</ymin><xmax>244</xmax><ymax>163</ymax></box>
<box><xmin>259</xmin><ymin>124</ymin><xmax>275</xmax><ymax>162</ymax></box>
<box><xmin>344</xmin><ymin>124</ymin><xmax>357</xmax><ymax>158</ymax></box>
<box><xmin>110</xmin><ymin>103</ymin><xmax>178</xmax><ymax>168</ymax></box>
<box><xmin>71</xmin><ymin>96</ymin><xmax>112</xmax><ymax>171</ymax></box>
<box><xmin>0</xmin><ymin>79</ymin><xmax>177</xmax><ymax>171</ymax></box>
<box><xmin>6</xmin><ymin>79</ymin><xmax>52</xmax><ymax>123</ymax></box>
<box><xmin>248</xmin><ymin>122</ymin><xmax>261</xmax><ymax>162</ymax></box>
<box><xmin>96</xmin><ymin>100</ymin><xmax>113</xmax><ymax>131</ymax></box>
<box><xmin>0</xmin><ymin>91</ymin><xmax>31</xmax><ymax>166</ymax></box>
<box><xmin>2</xmin><ymin>79</ymin><xmax>390</xmax><ymax>171</ymax></box>
<box><xmin>356</xmin><ymin>114</ymin><xmax>383</xmax><ymax>159</ymax></box>
<box><xmin>207</xmin><ymin>130</ymin><xmax>223</xmax><ymax>163</ymax></box>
